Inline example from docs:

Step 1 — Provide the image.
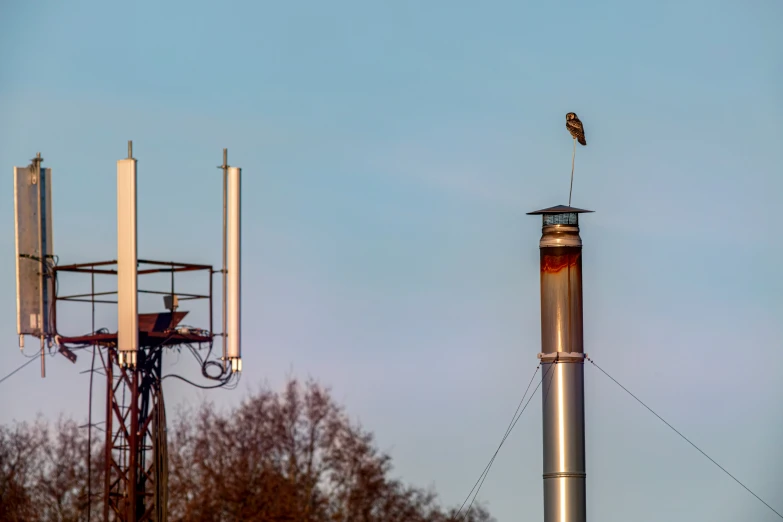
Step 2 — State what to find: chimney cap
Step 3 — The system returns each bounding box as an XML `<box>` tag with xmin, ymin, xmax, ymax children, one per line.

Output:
<box><xmin>526</xmin><ymin>204</ymin><xmax>594</xmax><ymax>215</ymax></box>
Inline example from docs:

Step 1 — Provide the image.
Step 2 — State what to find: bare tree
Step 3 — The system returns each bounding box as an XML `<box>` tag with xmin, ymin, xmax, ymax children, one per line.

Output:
<box><xmin>0</xmin><ymin>378</ymin><xmax>494</xmax><ymax>522</ymax></box>
<box><xmin>167</xmin><ymin>379</ymin><xmax>494</xmax><ymax>522</ymax></box>
<box><xmin>0</xmin><ymin>420</ymin><xmax>41</xmax><ymax>521</ymax></box>
<box><xmin>0</xmin><ymin>416</ymin><xmax>104</xmax><ymax>522</ymax></box>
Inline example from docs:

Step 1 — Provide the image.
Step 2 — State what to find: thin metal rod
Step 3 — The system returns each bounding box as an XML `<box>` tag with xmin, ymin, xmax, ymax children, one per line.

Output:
<box><xmin>58</xmin><ymin>290</ymin><xmax>117</xmax><ymax>300</ymax></box>
<box><xmin>220</xmin><ymin>149</ymin><xmax>228</xmax><ymax>371</ymax></box>
<box><xmin>91</xmin><ymin>267</ymin><xmax>95</xmax><ymax>333</ymax></box>
<box><xmin>102</xmin><ymin>349</ymin><xmax>112</xmax><ymax>522</ymax></box>
<box><xmin>568</xmin><ymin>138</ymin><xmax>576</xmax><ymax>207</ymax></box>
<box><xmin>52</xmin><ymin>260</ymin><xmax>58</xmax><ymax>345</ymax></box>
<box><xmin>87</xmin><ymin>345</ymin><xmax>95</xmax><ymax>522</ymax></box>
<box><xmin>59</xmin><ymin>298</ymin><xmax>118</xmax><ymax>304</ymax></box>
<box><xmin>88</xmin><ymin>266</ymin><xmax>94</xmax><ymax>520</ymax></box>
<box><xmin>138</xmin><ymin>289</ymin><xmax>208</xmax><ymax>298</ymax></box>
<box><xmin>208</xmin><ymin>269</ymin><xmax>213</xmax><ymax>345</ymax></box>
<box><xmin>128</xmin><ymin>368</ymin><xmax>139</xmax><ymax>520</ymax></box>
<box><xmin>170</xmin><ymin>264</ymin><xmax>175</xmax><ymax>329</ymax></box>
<box><xmin>137</xmin><ymin>259</ymin><xmax>212</xmax><ymax>269</ymax></box>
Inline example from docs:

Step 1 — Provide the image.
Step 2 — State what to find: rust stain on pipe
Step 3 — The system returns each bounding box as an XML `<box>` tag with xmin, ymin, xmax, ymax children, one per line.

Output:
<box><xmin>541</xmin><ymin>251</ymin><xmax>581</xmax><ymax>274</ymax></box>
<box><xmin>540</xmin><ymin>246</ymin><xmax>584</xmax><ymax>355</ymax></box>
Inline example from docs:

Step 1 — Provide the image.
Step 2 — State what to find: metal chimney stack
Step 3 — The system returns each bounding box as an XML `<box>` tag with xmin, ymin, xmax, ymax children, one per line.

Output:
<box><xmin>527</xmin><ymin>204</ymin><xmax>593</xmax><ymax>522</ymax></box>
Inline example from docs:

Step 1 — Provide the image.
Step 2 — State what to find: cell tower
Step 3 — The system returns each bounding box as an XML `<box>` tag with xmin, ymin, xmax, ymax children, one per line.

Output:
<box><xmin>12</xmin><ymin>143</ymin><xmax>244</xmax><ymax>521</ymax></box>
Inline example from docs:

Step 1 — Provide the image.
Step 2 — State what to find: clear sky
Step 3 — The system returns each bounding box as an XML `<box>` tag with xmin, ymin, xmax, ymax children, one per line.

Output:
<box><xmin>1</xmin><ymin>1</ymin><xmax>782</xmax><ymax>520</ymax></box>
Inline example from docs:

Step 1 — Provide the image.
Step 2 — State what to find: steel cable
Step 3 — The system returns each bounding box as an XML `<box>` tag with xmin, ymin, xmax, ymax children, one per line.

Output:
<box><xmin>587</xmin><ymin>356</ymin><xmax>783</xmax><ymax>520</ymax></box>
<box><xmin>456</xmin><ymin>361</ymin><xmax>559</xmax><ymax>520</ymax></box>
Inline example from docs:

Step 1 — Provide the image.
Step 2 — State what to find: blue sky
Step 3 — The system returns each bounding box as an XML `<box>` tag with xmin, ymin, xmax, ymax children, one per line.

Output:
<box><xmin>1</xmin><ymin>1</ymin><xmax>782</xmax><ymax>520</ymax></box>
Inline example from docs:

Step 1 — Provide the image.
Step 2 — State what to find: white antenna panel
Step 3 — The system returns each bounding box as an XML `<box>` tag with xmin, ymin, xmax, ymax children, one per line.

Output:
<box><xmin>227</xmin><ymin>166</ymin><xmax>242</xmax><ymax>372</ymax></box>
<box><xmin>14</xmin><ymin>165</ymin><xmax>55</xmax><ymax>339</ymax></box>
<box><xmin>117</xmin><ymin>157</ymin><xmax>139</xmax><ymax>365</ymax></box>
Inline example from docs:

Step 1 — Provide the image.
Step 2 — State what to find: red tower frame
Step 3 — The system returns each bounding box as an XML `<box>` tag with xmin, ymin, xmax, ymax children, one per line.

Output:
<box><xmin>53</xmin><ymin>259</ymin><xmax>219</xmax><ymax>522</ymax></box>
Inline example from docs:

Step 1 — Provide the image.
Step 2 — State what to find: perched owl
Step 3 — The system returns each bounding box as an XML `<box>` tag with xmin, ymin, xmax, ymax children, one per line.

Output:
<box><xmin>566</xmin><ymin>112</ymin><xmax>587</xmax><ymax>146</ymax></box>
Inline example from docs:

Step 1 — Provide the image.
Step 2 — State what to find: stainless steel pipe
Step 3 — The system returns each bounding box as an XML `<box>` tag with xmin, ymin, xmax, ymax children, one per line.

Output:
<box><xmin>528</xmin><ymin>206</ymin><xmax>592</xmax><ymax>522</ymax></box>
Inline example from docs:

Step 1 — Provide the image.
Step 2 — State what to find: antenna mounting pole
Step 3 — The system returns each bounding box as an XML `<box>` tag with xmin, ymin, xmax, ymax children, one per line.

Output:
<box><xmin>31</xmin><ymin>152</ymin><xmax>46</xmax><ymax>378</ymax></box>
<box><xmin>219</xmin><ymin>149</ymin><xmax>228</xmax><ymax>371</ymax></box>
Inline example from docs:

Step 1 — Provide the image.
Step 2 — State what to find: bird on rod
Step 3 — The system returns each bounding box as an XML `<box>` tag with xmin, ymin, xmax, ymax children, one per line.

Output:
<box><xmin>565</xmin><ymin>112</ymin><xmax>587</xmax><ymax>206</ymax></box>
<box><xmin>566</xmin><ymin>112</ymin><xmax>586</xmax><ymax>146</ymax></box>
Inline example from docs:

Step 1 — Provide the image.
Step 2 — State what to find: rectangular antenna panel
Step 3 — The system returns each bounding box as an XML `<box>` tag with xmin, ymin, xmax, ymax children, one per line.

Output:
<box><xmin>117</xmin><ymin>158</ymin><xmax>139</xmax><ymax>354</ymax></box>
<box><xmin>227</xmin><ymin>167</ymin><xmax>242</xmax><ymax>371</ymax></box>
<box><xmin>14</xmin><ymin>166</ymin><xmax>54</xmax><ymax>338</ymax></box>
